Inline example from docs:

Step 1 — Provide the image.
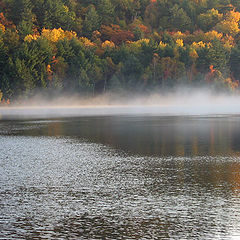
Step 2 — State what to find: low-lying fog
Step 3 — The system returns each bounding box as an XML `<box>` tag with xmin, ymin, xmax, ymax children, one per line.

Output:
<box><xmin>1</xmin><ymin>89</ymin><xmax>240</xmax><ymax>119</ymax></box>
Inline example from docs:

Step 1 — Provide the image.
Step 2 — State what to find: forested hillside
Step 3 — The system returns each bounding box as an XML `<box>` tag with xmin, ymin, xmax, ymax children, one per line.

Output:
<box><xmin>1</xmin><ymin>0</ymin><xmax>240</xmax><ymax>101</ymax></box>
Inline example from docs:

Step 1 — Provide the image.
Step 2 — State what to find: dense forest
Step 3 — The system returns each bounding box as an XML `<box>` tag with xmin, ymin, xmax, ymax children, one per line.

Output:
<box><xmin>1</xmin><ymin>0</ymin><xmax>240</xmax><ymax>102</ymax></box>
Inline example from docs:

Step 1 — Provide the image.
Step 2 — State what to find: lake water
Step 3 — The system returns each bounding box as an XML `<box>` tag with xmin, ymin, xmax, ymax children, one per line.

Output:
<box><xmin>1</xmin><ymin>113</ymin><xmax>240</xmax><ymax>239</ymax></box>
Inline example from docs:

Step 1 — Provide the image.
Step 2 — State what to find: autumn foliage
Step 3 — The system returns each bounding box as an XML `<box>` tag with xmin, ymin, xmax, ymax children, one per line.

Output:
<box><xmin>101</xmin><ymin>25</ymin><xmax>134</xmax><ymax>45</ymax></box>
<box><xmin>0</xmin><ymin>0</ymin><xmax>240</xmax><ymax>101</ymax></box>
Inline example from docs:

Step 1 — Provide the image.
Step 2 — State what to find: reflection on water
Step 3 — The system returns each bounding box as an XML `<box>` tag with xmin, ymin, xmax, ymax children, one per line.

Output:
<box><xmin>2</xmin><ymin>115</ymin><xmax>240</xmax><ymax>157</ymax></box>
<box><xmin>1</xmin><ymin>116</ymin><xmax>240</xmax><ymax>239</ymax></box>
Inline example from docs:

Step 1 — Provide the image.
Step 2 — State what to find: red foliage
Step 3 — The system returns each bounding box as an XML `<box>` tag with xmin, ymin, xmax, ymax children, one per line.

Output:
<box><xmin>100</xmin><ymin>24</ymin><xmax>134</xmax><ymax>45</ymax></box>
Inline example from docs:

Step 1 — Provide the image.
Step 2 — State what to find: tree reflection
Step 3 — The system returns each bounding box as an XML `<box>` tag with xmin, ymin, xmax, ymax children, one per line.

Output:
<box><xmin>18</xmin><ymin>116</ymin><xmax>240</xmax><ymax>157</ymax></box>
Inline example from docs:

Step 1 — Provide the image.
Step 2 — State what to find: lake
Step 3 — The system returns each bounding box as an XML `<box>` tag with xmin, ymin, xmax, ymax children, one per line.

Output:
<box><xmin>1</xmin><ymin>111</ymin><xmax>240</xmax><ymax>239</ymax></box>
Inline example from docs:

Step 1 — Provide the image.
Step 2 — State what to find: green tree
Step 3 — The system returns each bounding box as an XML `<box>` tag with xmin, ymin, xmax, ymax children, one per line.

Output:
<box><xmin>9</xmin><ymin>38</ymin><xmax>53</xmax><ymax>95</ymax></box>
<box><xmin>7</xmin><ymin>0</ymin><xmax>34</xmax><ymax>37</ymax></box>
<box><xmin>82</xmin><ymin>5</ymin><xmax>100</xmax><ymax>38</ymax></box>
<box><xmin>197</xmin><ymin>8</ymin><xmax>223</xmax><ymax>31</ymax></box>
<box><xmin>42</xmin><ymin>0</ymin><xmax>76</xmax><ymax>30</ymax></box>
<box><xmin>170</xmin><ymin>4</ymin><xmax>193</xmax><ymax>31</ymax></box>
<box><xmin>207</xmin><ymin>38</ymin><xmax>229</xmax><ymax>73</ymax></box>
<box><xmin>97</xmin><ymin>0</ymin><xmax>115</xmax><ymax>25</ymax></box>
<box><xmin>230</xmin><ymin>43</ymin><xmax>240</xmax><ymax>79</ymax></box>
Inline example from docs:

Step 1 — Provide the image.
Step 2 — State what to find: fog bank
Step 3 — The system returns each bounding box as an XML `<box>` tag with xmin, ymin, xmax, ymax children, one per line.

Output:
<box><xmin>1</xmin><ymin>89</ymin><xmax>240</xmax><ymax>119</ymax></box>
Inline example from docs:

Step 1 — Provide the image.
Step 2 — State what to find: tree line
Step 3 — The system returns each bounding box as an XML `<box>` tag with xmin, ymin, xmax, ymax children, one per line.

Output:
<box><xmin>1</xmin><ymin>0</ymin><xmax>240</xmax><ymax>101</ymax></box>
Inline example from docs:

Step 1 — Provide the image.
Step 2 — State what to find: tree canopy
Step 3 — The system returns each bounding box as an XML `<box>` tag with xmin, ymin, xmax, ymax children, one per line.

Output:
<box><xmin>1</xmin><ymin>0</ymin><xmax>240</xmax><ymax>101</ymax></box>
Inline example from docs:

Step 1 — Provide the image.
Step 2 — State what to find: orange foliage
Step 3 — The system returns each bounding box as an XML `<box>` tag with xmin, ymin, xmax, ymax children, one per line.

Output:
<box><xmin>205</xmin><ymin>65</ymin><xmax>216</xmax><ymax>82</ymax></box>
<box><xmin>102</xmin><ymin>40</ymin><xmax>115</xmax><ymax>48</ymax></box>
<box><xmin>51</xmin><ymin>56</ymin><xmax>58</xmax><ymax>65</ymax></box>
<box><xmin>129</xmin><ymin>20</ymin><xmax>150</xmax><ymax>37</ymax></box>
<box><xmin>210</xmin><ymin>65</ymin><xmax>215</xmax><ymax>74</ymax></box>
<box><xmin>138</xmin><ymin>24</ymin><xmax>149</xmax><ymax>34</ymax></box>
<box><xmin>0</xmin><ymin>98</ymin><xmax>10</xmax><ymax>105</ymax></box>
<box><xmin>46</xmin><ymin>64</ymin><xmax>53</xmax><ymax>81</ymax></box>
<box><xmin>226</xmin><ymin>10</ymin><xmax>240</xmax><ymax>22</ymax></box>
<box><xmin>0</xmin><ymin>12</ymin><xmax>15</xmax><ymax>29</ymax></box>
<box><xmin>225</xmin><ymin>78</ymin><xmax>239</xmax><ymax>90</ymax></box>
<box><xmin>79</xmin><ymin>37</ymin><xmax>95</xmax><ymax>47</ymax></box>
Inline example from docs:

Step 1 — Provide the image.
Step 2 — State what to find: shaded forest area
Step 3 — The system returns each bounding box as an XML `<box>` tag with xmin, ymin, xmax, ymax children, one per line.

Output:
<box><xmin>1</xmin><ymin>0</ymin><xmax>240</xmax><ymax>101</ymax></box>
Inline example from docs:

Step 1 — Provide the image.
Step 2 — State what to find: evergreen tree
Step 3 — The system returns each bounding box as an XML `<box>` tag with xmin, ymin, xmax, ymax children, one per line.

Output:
<box><xmin>97</xmin><ymin>0</ymin><xmax>115</xmax><ymax>25</ymax></box>
<box><xmin>82</xmin><ymin>5</ymin><xmax>100</xmax><ymax>38</ymax></box>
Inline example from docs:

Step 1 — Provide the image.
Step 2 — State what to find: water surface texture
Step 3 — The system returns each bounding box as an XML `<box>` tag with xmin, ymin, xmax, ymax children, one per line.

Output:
<box><xmin>1</xmin><ymin>115</ymin><xmax>240</xmax><ymax>239</ymax></box>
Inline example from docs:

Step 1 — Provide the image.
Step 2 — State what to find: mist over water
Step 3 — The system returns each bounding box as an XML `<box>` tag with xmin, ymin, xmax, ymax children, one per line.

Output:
<box><xmin>1</xmin><ymin>88</ymin><xmax>240</xmax><ymax>119</ymax></box>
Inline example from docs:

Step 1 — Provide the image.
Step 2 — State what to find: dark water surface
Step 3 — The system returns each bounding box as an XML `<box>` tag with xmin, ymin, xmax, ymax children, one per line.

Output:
<box><xmin>1</xmin><ymin>115</ymin><xmax>240</xmax><ymax>239</ymax></box>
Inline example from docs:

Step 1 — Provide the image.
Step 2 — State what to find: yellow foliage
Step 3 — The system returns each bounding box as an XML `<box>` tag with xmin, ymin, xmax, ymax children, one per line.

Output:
<box><xmin>42</xmin><ymin>28</ymin><xmax>63</xmax><ymax>42</ymax></box>
<box><xmin>205</xmin><ymin>8</ymin><xmax>223</xmax><ymax>21</ymax></box>
<box><xmin>136</xmin><ymin>38</ymin><xmax>150</xmax><ymax>44</ymax></box>
<box><xmin>176</xmin><ymin>39</ymin><xmax>184</xmax><ymax>47</ymax></box>
<box><xmin>79</xmin><ymin>37</ymin><xmax>95</xmax><ymax>47</ymax></box>
<box><xmin>102</xmin><ymin>40</ymin><xmax>115</xmax><ymax>48</ymax></box>
<box><xmin>205</xmin><ymin>30</ymin><xmax>223</xmax><ymax>41</ymax></box>
<box><xmin>24</xmin><ymin>34</ymin><xmax>39</xmax><ymax>42</ymax></box>
<box><xmin>46</xmin><ymin>64</ymin><xmax>52</xmax><ymax>73</ymax></box>
<box><xmin>215</xmin><ymin>11</ymin><xmax>240</xmax><ymax>36</ymax></box>
<box><xmin>222</xmin><ymin>34</ymin><xmax>234</xmax><ymax>49</ymax></box>
<box><xmin>215</xmin><ymin>20</ymin><xmax>239</xmax><ymax>36</ymax></box>
<box><xmin>192</xmin><ymin>41</ymin><xmax>206</xmax><ymax>49</ymax></box>
<box><xmin>159</xmin><ymin>41</ymin><xmax>167</xmax><ymax>48</ymax></box>
<box><xmin>0</xmin><ymin>23</ymin><xmax>5</xmax><ymax>32</ymax></box>
<box><xmin>63</xmin><ymin>5</ymin><xmax>69</xmax><ymax>13</ymax></box>
<box><xmin>223</xmin><ymin>42</ymin><xmax>232</xmax><ymax>49</ymax></box>
<box><xmin>226</xmin><ymin>10</ymin><xmax>240</xmax><ymax>22</ymax></box>
<box><xmin>41</xmin><ymin>28</ymin><xmax>77</xmax><ymax>42</ymax></box>
<box><xmin>206</xmin><ymin>42</ymin><xmax>212</xmax><ymax>48</ymax></box>
<box><xmin>209</xmin><ymin>8</ymin><xmax>223</xmax><ymax>18</ymax></box>
<box><xmin>172</xmin><ymin>31</ymin><xmax>186</xmax><ymax>40</ymax></box>
<box><xmin>64</xmin><ymin>30</ymin><xmax>77</xmax><ymax>40</ymax></box>
<box><xmin>128</xmin><ymin>38</ymin><xmax>150</xmax><ymax>48</ymax></box>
